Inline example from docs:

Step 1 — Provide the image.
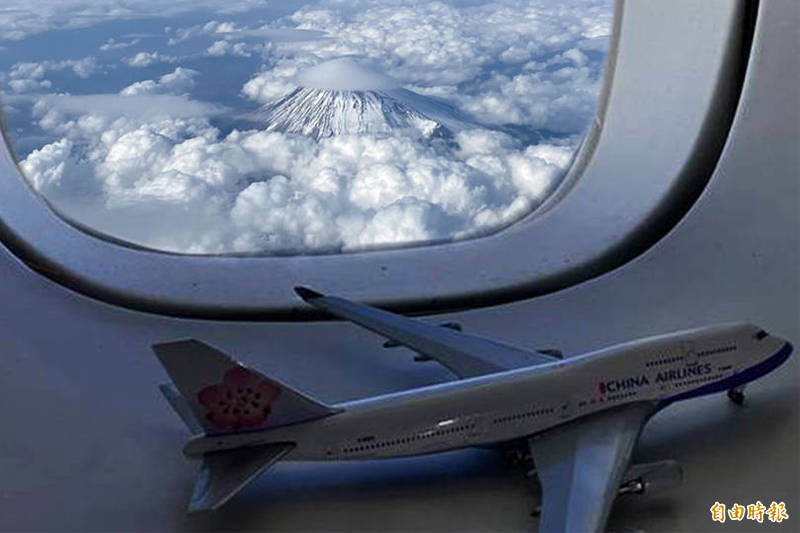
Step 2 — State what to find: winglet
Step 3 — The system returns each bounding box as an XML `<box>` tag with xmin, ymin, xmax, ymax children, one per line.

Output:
<box><xmin>294</xmin><ymin>286</ymin><xmax>323</xmax><ymax>301</ymax></box>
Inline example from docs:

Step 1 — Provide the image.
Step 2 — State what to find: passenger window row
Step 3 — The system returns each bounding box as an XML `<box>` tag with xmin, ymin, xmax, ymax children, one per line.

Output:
<box><xmin>493</xmin><ymin>407</ymin><xmax>555</xmax><ymax>424</ymax></box>
<box><xmin>645</xmin><ymin>355</ymin><xmax>684</xmax><ymax>367</ymax></box>
<box><xmin>697</xmin><ymin>345</ymin><xmax>737</xmax><ymax>357</ymax></box>
<box><xmin>675</xmin><ymin>373</ymin><xmax>724</xmax><ymax>388</ymax></box>
<box><xmin>605</xmin><ymin>390</ymin><xmax>638</xmax><ymax>402</ymax></box>
<box><xmin>343</xmin><ymin>423</ymin><xmax>477</xmax><ymax>453</ymax></box>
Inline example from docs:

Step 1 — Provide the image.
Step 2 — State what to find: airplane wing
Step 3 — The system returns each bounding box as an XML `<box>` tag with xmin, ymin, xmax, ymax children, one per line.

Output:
<box><xmin>295</xmin><ymin>287</ymin><xmax>558</xmax><ymax>378</ymax></box>
<box><xmin>529</xmin><ymin>402</ymin><xmax>656</xmax><ymax>533</ymax></box>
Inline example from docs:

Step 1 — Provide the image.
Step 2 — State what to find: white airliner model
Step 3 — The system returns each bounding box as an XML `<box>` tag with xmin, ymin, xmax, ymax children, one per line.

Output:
<box><xmin>153</xmin><ymin>287</ymin><xmax>794</xmax><ymax>531</ymax></box>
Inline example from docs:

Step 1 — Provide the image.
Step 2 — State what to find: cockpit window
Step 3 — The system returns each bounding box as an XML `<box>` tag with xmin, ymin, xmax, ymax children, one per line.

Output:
<box><xmin>755</xmin><ymin>330</ymin><xmax>769</xmax><ymax>340</ymax></box>
<box><xmin>1</xmin><ymin>0</ymin><xmax>613</xmax><ymax>255</ymax></box>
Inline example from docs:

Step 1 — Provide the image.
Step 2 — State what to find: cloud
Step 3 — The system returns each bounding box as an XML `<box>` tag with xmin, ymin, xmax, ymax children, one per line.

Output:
<box><xmin>21</xmin><ymin>93</ymin><xmax>572</xmax><ymax>253</ymax></box>
<box><xmin>205</xmin><ymin>40</ymin><xmax>254</xmax><ymax>58</ymax></box>
<box><xmin>0</xmin><ymin>0</ymin><xmax>269</xmax><ymax>41</ymax></box>
<box><xmin>296</xmin><ymin>58</ymin><xmax>399</xmax><ymax>91</ymax></box>
<box><xmin>19</xmin><ymin>138</ymin><xmax>77</xmax><ymax>192</ymax></box>
<box><xmin>169</xmin><ymin>20</ymin><xmax>324</xmax><ymax>58</ymax></box>
<box><xmin>31</xmin><ymin>94</ymin><xmax>221</xmax><ymax>136</ymax></box>
<box><xmin>8</xmin><ymin>77</ymin><xmax>52</xmax><ymax>94</ymax></box>
<box><xmin>9</xmin><ymin>0</ymin><xmax>612</xmax><ymax>254</ymax></box>
<box><xmin>167</xmin><ymin>20</ymin><xmax>239</xmax><ymax>45</ymax></box>
<box><xmin>124</xmin><ymin>51</ymin><xmax>177</xmax><ymax>67</ymax></box>
<box><xmin>120</xmin><ymin>67</ymin><xmax>199</xmax><ymax>95</ymax></box>
<box><xmin>100</xmin><ymin>37</ymin><xmax>140</xmax><ymax>51</ymax></box>
<box><xmin>168</xmin><ymin>19</ymin><xmax>327</xmax><ymax>46</ymax></box>
<box><xmin>235</xmin><ymin>28</ymin><xmax>328</xmax><ymax>42</ymax></box>
<box><xmin>5</xmin><ymin>57</ymin><xmax>97</xmax><ymax>93</ymax></box>
<box><xmin>242</xmin><ymin>59</ymin><xmax>312</xmax><ymax>104</ymax></box>
<box><xmin>242</xmin><ymin>0</ymin><xmax>611</xmax><ymax>133</ymax></box>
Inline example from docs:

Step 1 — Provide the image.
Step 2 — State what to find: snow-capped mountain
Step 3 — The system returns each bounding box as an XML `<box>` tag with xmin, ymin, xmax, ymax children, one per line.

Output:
<box><xmin>261</xmin><ymin>88</ymin><xmax>445</xmax><ymax>140</ymax></box>
<box><xmin>259</xmin><ymin>58</ymin><xmax>476</xmax><ymax>140</ymax></box>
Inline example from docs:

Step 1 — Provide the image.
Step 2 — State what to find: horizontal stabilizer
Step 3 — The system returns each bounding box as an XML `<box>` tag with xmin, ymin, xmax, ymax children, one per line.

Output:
<box><xmin>190</xmin><ymin>443</ymin><xmax>295</xmax><ymax>513</ymax></box>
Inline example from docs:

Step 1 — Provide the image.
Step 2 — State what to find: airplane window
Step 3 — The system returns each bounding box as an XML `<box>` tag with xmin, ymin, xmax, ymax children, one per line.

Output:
<box><xmin>0</xmin><ymin>2</ymin><xmax>748</xmax><ymax>317</ymax></box>
<box><xmin>0</xmin><ymin>0</ymin><xmax>613</xmax><ymax>255</ymax></box>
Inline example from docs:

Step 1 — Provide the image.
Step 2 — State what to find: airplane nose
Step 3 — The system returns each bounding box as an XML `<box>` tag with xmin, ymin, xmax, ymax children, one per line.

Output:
<box><xmin>769</xmin><ymin>341</ymin><xmax>794</xmax><ymax>368</ymax></box>
<box><xmin>750</xmin><ymin>327</ymin><xmax>791</xmax><ymax>355</ymax></box>
<box><xmin>783</xmin><ymin>341</ymin><xmax>795</xmax><ymax>359</ymax></box>
<box><xmin>770</xmin><ymin>338</ymin><xmax>792</xmax><ymax>361</ymax></box>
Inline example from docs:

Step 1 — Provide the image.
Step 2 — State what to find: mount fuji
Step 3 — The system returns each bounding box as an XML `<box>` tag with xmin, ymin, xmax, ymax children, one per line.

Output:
<box><xmin>259</xmin><ymin>59</ymin><xmax>476</xmax><ymax>140</ymax></box>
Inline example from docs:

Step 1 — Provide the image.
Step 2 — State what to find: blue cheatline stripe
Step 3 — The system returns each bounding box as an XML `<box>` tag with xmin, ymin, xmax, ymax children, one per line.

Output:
<box><xmin>658</xmin><ymin>342</ymin><xmax>794</xmax><ymax>408</ymax></box>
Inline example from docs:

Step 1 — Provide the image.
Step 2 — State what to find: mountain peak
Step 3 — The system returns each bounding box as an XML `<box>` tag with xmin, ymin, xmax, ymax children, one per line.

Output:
<box><xmin>261</xmin><ymin>60</ymin><xmax>476</xmax><ymax>140</ymax></box>
<box><xmin>261</xmin><ymin>88</ymin><xmax>445</xmax><ymax>140</ymax></box>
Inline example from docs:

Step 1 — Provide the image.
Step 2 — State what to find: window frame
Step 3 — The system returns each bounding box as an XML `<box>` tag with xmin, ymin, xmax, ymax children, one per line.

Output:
<box><xmin>0</xmin><ymin>0</ymin><xmax>755</xmax><ymax>320</ymax></box>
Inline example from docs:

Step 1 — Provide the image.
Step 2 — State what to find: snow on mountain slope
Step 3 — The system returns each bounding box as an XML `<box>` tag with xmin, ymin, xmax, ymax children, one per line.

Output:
<box><xmin>261</xmin><ymin>88</ymin><xmax>445</xmax><ymax>139</ymax></box>
<box><xmin>259</xmin><ymin>58</ymin><xmax>476</xmax><ymax>140</ymax></box>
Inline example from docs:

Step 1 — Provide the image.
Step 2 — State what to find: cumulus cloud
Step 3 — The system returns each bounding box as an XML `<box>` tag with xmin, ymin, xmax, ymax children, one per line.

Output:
<box><xmin>167</xmin><ymin>20</ymin><xmax>239</xmax><ymax>45</ymax></box>
<box><xmin>26</xmin><ymin>94</ymin><xmax>222</xmax><ymax>159</ymax></box>
<box><xmin>8</xmin><ymin>0</ymin><xmax>612</xmax><ymax>254</ymax></box>
<box><xmin>5</xmin><ymin>57</ymin><xmax>96</xmax><ymax>93</ymax></box>
<box><xmin>21</xmin><ymin>92</ymin><xmax>572</xmax><ymax>253</ymax></box>
<box><xmin>8</xmin><ymin>77</ymin><xmax>52</xmax><ymax>94</ymax></box>
<box><xmin>168</xmin><ymin>19</ymin><xmax>327</xmax><ymax>46</ymax></box>
<box><xmin>205</xmin><ymin>40</ymin><xmax>254</xmax><ymax>58</ymax></box>
<box><xmin>124</xmin><ymin>51</ymin><xmax>177</xmax><ymax>67</ymax></box>
<box><xmin>242</xmin><ymin>59</ymin><xmax>312</xmax><ymax>104</ymax></box>
<box><xmin>0</xmin><ymin>0</ymin><xmax>268</xmax><ymax>40</ymax></box>
<box><xmin>19</xmin><ymin>138</ymin><xmax>78</xmax><ymax>192</ymax></box>
<box><xmin>120</xmin><ymin>67</ymin><xmax>199</xmax><ymax>95</ymax></box>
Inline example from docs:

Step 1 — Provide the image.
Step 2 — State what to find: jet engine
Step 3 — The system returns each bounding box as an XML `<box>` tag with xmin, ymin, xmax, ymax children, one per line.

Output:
<box><xmin>529</xmin><ymin>459</ymin><xmax>683</xmax><ymax>517</ymax></box>
<box><xmin>619</xmin><ymin>460</ymin><xmax>684</xmax><ymax>496</ymax></box>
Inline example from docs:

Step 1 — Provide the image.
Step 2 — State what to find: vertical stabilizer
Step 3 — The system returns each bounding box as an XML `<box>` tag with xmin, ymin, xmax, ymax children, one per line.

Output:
<box><xmin>153</xmin><ymin>339</ymin><xmax>338</xmax><ymax>435</ymax></box>
<box><xmin>159</xmin><ymin>383</ymin><xmax>204</xmax><ymax>434</ymax></box>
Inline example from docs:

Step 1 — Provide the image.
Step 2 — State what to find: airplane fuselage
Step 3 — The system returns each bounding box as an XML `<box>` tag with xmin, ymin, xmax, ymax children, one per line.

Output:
<box><xmin>185</xmin><ymin>323</ymin><xmax>790</xmax><ymax>460</ymax></box>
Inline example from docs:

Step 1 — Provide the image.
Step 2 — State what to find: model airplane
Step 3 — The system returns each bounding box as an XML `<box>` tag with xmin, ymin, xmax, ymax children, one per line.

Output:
<box><xmin>153</xmin><ymin>287</ymin><xmax>793</xmax><ymax>531</ymax></box>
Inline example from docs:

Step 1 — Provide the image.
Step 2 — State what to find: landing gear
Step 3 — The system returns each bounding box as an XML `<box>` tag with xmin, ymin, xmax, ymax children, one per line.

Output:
<box><xmin>728</xmin><ymin>385</ymin><xmax>746</xmax><ymax>405</ymax></box>
<box><xmin>503</xmin><ymin>447</ymin><xmax>532</xmax><ymax>467</ymax></box>
<box><xmin>503</xmin><ymin>444</ymin><xmax>539</xmax><ymax>518</ymax></box>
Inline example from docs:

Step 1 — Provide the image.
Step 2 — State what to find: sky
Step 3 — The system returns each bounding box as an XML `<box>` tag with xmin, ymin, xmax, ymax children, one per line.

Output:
<box><xmin>0</xmin><ymin>0</ymin><xmax>613</xmax><ymax>254</ymax></box>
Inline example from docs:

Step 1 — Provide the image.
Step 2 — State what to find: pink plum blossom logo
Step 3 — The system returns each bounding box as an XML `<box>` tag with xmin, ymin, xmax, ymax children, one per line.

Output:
<box><xmin>197</xmin><ymin>366</ymin><xmax>281</xmax><ymax>430</ymax></box>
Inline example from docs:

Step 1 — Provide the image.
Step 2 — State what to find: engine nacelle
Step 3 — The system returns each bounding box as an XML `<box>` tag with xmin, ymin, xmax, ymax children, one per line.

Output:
<box><xmin>619</xmin><ymin>460</ymin><xmax>683</xmax><ymax>496</ymax></box>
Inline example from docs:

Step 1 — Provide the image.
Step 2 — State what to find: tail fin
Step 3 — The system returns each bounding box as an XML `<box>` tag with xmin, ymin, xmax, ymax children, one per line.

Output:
<box><xmin>159</xmin><ymin>383</ymin><xmax>204</xmax><ymax>435</ymax></box>
<box><xmin>153</xmin><ymin>339</ymin><xmax>339</xmax><ymax>435</ymax></box>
